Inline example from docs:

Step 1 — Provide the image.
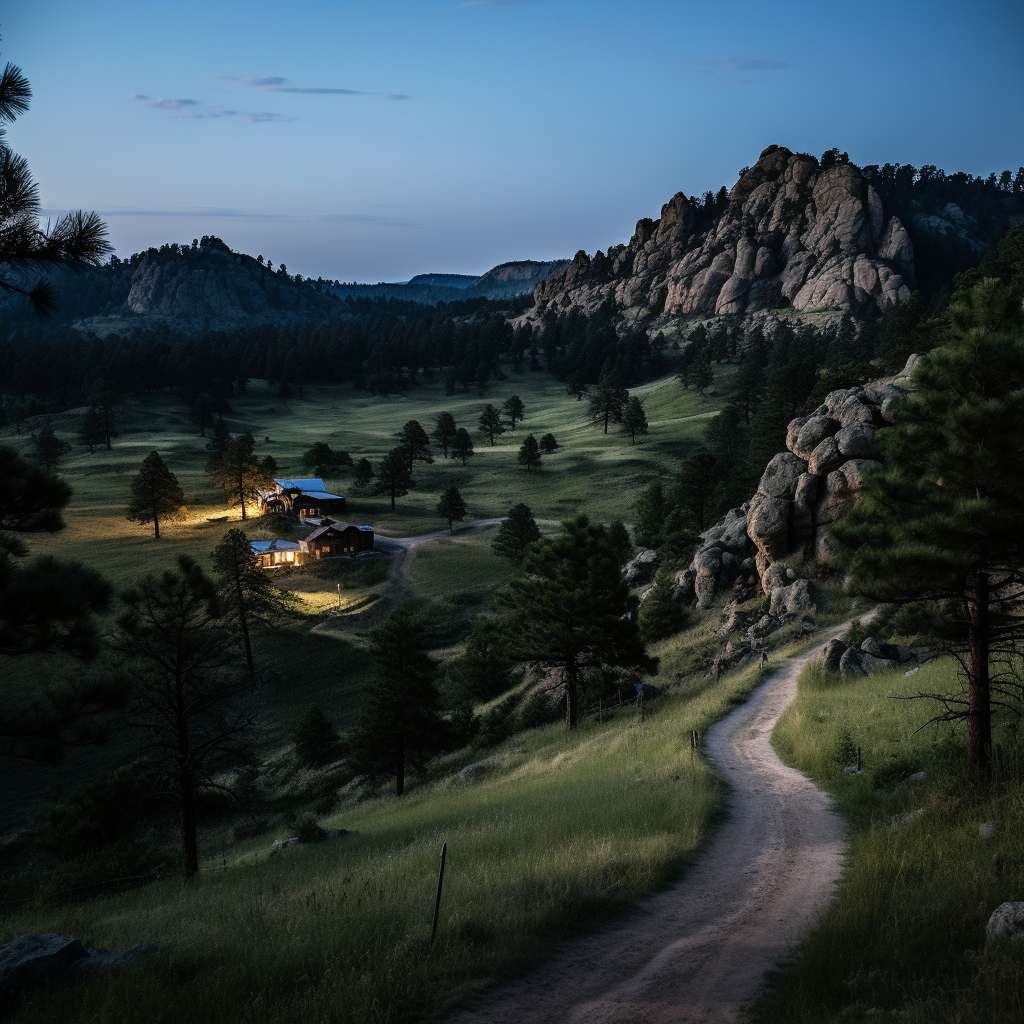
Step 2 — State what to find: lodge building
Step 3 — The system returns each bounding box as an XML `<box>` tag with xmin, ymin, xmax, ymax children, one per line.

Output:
<box><xmin>257</xmin><ymin>478</ymin><xmax>346</xmax><ymax>517</ymax></box>
<box><xmin>250</xmin><ymin>518</ymin><xmax>374</xmax><ymax>567</ymax></box>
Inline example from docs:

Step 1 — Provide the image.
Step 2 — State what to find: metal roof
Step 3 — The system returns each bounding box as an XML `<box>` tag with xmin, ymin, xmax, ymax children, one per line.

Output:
<box><xmin>250</xmin><ymin>539</ymin><xmax>301</xmax><ymax>553</ymax></box>
<box><xmin>275</xmin><ymin>477</ymin><xmax>325</xmax><ymax>491</ymax></box>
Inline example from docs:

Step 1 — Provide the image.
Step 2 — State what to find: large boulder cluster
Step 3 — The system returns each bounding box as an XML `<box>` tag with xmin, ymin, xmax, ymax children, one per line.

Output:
<box><xmin>668</xmin><ymin>374</ymin><xmax>904</xmax><ymax>609</ymax></box>
<box><xmin>818</xmin><ymin>636</ymin><xmax>915</xmax><ymax>677</ymax></box>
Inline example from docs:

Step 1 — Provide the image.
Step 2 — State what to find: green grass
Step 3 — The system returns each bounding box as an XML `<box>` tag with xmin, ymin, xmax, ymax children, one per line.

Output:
<box><xmin>746</xmin><ymin>658</ymin><xmax>1024</xmax><ymax>1024</ymax></box>
<box><xmin>0</xmin><ymin>621</ymin><xmax>799</xmax><ymax>1024</ymax></box>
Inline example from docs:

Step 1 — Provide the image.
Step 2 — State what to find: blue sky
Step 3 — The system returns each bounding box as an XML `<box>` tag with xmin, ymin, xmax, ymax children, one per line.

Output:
<box><xmin>3</xmin><ymin>1</ymin><xmax>1022</xmax><ymax>282</ymax></box>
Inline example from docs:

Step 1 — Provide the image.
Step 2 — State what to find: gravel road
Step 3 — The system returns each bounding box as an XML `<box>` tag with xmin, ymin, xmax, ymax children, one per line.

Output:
<box><xmin>451</xmin><ymin>638</ymin><xmax>846</xmax><ymax>1024</ymax></box>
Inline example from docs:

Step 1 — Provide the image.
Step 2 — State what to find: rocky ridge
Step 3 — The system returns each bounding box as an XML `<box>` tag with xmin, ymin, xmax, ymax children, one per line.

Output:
<box><xmin>535</xmin><ymin>145</ymin><xmax>916</xmax><ymax>321</ymax></box>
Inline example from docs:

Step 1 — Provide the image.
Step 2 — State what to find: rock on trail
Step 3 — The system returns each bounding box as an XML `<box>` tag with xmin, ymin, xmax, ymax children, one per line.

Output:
<box><xmin>451</xmin><ymin>638</ymin><xmax>845</xmax><ymax>1024</ymax></box>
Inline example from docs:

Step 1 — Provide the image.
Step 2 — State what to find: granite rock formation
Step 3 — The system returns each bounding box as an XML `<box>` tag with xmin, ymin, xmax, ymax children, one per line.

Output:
<box><xmin>535</xmin><ymin>146</ymin><xmax>916</xmax><ymax>320</ymax></box>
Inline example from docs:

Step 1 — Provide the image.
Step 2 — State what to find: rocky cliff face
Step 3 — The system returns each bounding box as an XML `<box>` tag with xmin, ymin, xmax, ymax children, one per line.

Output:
<box><xmin>535</xmin><ymin>145</ymin><xmax>921</xmax><ymax>320</ymax></box>
<box><xmin>464</xmin><ymin>260</ymin><xmax>569</xmax><ymax>300</ymax></box>
<box><xmin>672</xmin><ymin>356</ymin><xmax>917</xmax><ymax>608</ymax></box>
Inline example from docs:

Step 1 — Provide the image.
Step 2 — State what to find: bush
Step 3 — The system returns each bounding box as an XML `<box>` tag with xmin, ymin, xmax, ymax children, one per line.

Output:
<box><xmin>295</xmin><ymin>815</ymin><xmax>328</xmax><ymax>843</ymax></box>
<box><xmin>233</xmin><ymin>818</ymin><xmax>273</xmax><ymax>841</ymax></box>
<box><xmin>289</xmin><ymin>706</ymin><xmax>340</xmax><ymax>768</ymax></box>
<box><xmin>638</xmin><ymin>577</ymin><xmax>689</xmax><ymax>643</ymax></box>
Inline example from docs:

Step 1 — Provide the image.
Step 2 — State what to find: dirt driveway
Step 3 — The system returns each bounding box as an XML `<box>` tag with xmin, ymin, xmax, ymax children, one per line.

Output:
<box><xmin>451</xmin><ymin>638</ymin><xmax>846</xmax><ymax>1024</ymax></box>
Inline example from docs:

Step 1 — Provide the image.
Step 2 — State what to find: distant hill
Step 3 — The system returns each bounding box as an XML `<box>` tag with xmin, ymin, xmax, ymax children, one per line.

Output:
<box><xmin>327</xmin><ymin>260</ymin><xmax>568</xmax><ymax>305</ymax></box>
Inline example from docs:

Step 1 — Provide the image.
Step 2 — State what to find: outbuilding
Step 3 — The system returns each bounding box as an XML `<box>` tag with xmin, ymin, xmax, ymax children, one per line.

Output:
<box><xmin>258</xmin><ymin>478</ymin><xmax>346</xmax><ymax>517</ymax></box>
<box><xmin>250</xmin><ymin>539</ymin><xmax>303</xmax><ymax>568</ymax></box>
<box><xmin>300</xmin><ymin>520</ymin><xmax>375</xmax><ymax>559</ymax></box>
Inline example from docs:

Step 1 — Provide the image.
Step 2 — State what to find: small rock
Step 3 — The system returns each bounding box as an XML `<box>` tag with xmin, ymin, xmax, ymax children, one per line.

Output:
<box><xmin>986</xmin><ymin>902</ymin><xmax>1024</xmax><ymax>945</ymax></box>
<box><xmin>458</xmin><ymin>762</ymin><xmax>487</xmax><ymax>782</ymax></box>
<box><xmin>979</xmin><ymin>822</ymin><xmax>1000</xmax><ymax>841</ymax></box>
<box><xmin>904</xmin><ymin>666</ymin><xmax>920</xmax><ymax>678</ymax></box>
<box><xmin>0</xmin><ymin>934</ymin><xmax>87</xmax><ymax>995</ymax></box>
<box><xmin>907</xmin><ymin>771</ymin><xmax>926</xmax><ymax>783</ymax></box>
<box><xmin>271</xmin><ymin>837</ymin><xmax>299</xmax><ymax>850</ymax></box>
<box><xmin>892</xmin><ymin>807</ymin><xmax>926</xmax><ymax>826</ymax></box>
<box><xmin>843</xmin><ymin>766</ymin><xmax>861</xmax><ymax>774</ymax></box>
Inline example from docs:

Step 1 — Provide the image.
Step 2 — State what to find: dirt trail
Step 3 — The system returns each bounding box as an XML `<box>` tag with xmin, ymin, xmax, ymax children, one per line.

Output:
<box><xmin>452</xmin><ymin>638</ymin><xmax>846</xmax><ymax>1024</ymax></box>
<box><xmin>375</xmin><ymin>518</ymin><xmax>505</xmax><ymax>591</ymax></box>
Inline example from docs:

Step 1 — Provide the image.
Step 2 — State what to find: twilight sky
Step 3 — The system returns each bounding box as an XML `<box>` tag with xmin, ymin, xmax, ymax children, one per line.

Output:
<box><xmin>3</xmin><ymin>0</ymin><xmax>1023</xmax><ymax>282</ymax></box>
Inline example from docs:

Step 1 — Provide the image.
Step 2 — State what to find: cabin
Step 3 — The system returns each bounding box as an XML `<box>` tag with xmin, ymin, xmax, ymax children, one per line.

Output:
<box><xmin>250</xmin><ymin>539</ymin><xmax>303</xmax><ymax>568</ymax></box>
<box><xmin>300</xmin><ymin>519</ymin><xmax>375</xmax><ymax>560</ymax></box>
<box><xmin>258</xmin><ymin>478</ymin><xmax>346</xmax><ymax>517</ymax></box>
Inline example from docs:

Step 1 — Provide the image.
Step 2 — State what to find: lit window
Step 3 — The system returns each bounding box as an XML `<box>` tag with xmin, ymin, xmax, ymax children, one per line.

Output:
<box><xmin>286</xmin><ymin>551</ymin><xmax>294</xmax><ymax>562</ymax></box>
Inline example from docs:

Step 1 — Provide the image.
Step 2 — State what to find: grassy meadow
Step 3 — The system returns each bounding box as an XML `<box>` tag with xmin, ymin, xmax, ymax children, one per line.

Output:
<box><xmin>0</xmin><ymin>369</ymin><xmax>729</xmax><ymax>832</ymax></box>
<box><xmin>0</xmin><ymin>625</ymin><xmax>810</xmax><ymax>1024</ymax></box>
<box><xmin>748</xmin><ymin>657</ymin><xmax>1024</xmax><ymax>1024</ymax></box>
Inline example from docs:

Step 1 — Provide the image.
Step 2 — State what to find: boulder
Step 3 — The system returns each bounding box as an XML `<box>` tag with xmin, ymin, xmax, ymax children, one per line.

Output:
<box><xmin>761</xmin><ymin>563</ymin><xmax>795</xmax><ymax>594</ymax></box>
<box><xmin>0</xmin><ymin>934</ymin><xmax>87</xmax><ymax>995</ymax></box>
<box><xmin>839</xmin><ymin>647</ymin><xmax>898</xmax><ymax>677</ymax></box>
<box><xmin>861</xmin><ymin>637</ymin><xmax>915</xmax><ymax>663</ymax></box>
<box><xmin>623</xmin><ymin>548</ymin><xmax>659</xmax><ymax>586</ymax></box>
<box><xmin>835</xmin><ymin>422</ymin><xmax>879</xmax><ymax>459</ymax></box>
<box><xmin>790</xmin><ymin>416</ymin><xmax>839</xmax><ymax>460</ymax></box>
<box><xmin>747</xmin><ymin>613</ymin><xmax>783</xmax><ymax>639</ymax></box>
<box><xmin>671</xmin><ymin>568</ymin><xmax>696</xmax><ymax>603</ymax></box>
<box><xmin>819</xmin><ymin>637</ymin><xmax>847</xmax><ymax>673</ymax></box>
<box><xmin>807</xmin><ymin>436</ymin><xmax>844</xmax><ymax>476</ymax></box>
<box><xmin>458</xmin><ymin>762</ymin><xmax>487</xmax><ymax>782</ymax></box>
<box><xmin>758</xmin><ymin>452</ymin><xmax>807</xmax><ymax>500</ymax></box>
<box><xmin>791</xmin><ymin>473</ymin><xmax>819</xmax><ymax>553</ymax></box>
<box><xmin>986</xmin><ymin>902</ymin><xmax>1024</xmax><ymax>945</ymax></box>
<box><xmin>746</xmin><ymin>493</ymin><xmax>791</xmax><ymax>565</ymax></box>
<box><xmin>719</xmin><ymin>602</ymin><xmax>751</xmax><ymax>636</ymax></box>
<box><xmin>769</xmin><ymin>578</ymin><xmax>825</xmax><ymax>618</ymax></box>
<box><xmin>62</xmin><ymin>944</ymin><xmax>156</xmax><ymax>985</ymax></box>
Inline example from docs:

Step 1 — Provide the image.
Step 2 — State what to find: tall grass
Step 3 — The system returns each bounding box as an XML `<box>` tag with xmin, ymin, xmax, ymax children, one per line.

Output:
<box><xmin>747</xmin><ymin>658</ymin><xmax>1024</xmax><ymax>1024</ymax></box>
<box><xmin>2</xmin><ymin>642</ymin><xmax>778</xmax><ymax>1024</ymax></box>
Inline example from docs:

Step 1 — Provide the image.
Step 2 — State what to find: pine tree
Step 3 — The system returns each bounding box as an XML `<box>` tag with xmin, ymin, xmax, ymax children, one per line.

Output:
<box><xmin>300</xmin><ymin>442</ymin><xmax>351</xmax><ymax>477</ymax></box>
<box><xmin>397</xmin><ymin>420</ymin><xmax>433</xmax><ymax>474</ymax></box>
<box><xmin>348</xmin><ymin>606</ymin><xmax>446</xmax><ymax>796</ymax></box>
<box><xmin>832</xmin><ymin>279</ymin><xmax>1024</xmax><ymax>770</ymax></box>
<box><xmin>620</xmin><ymin>396</ymin><xmax>649</xmax><ymax>444</ymax></box>
<box><xmin>29</xmin><ymin>422</ymin><xmax>71</xmax><ymax>471</ymax></box>
<box><xmin>670</xmin><ymin>449</ymin><xmax>719</xmax><ymax>532</ymax></box>
<box><xmin>433</xmin><ymin>411</ymin><xmax>458</xmax><ymax>458</ymax></box>
<box><xmin>288</xmin><ymin>706</ymin><xmax>339</xmax><ymax>769</ymax></box>
<box><xmin>212</xmin><ymin>528</ymin><xmax>299</xmax><ymax>679</ymax></box>
<box><xmin>693</xmin><ymin>357</ymin><xmax>715</xmax><ymax>398</ymax></box>
<box><xmin>206</xmin><ymin>433</ymin><xmax>274</xmax><ymax>520</ymax></box>
<box><xmin>632</xmin><ymin>482</ymin><xmax>667</xmax><ymax>549</ymax></box>
<box><xmin>451</xmin><ymin>427</ymin><xmax>475</xmax><ymax>465</ymax></box>
<box><xmin>353</xmin><ymin>458</ymin><xmax>375</xmax><ymax>486</ymax></box>
<box><xmin>503</xmin><ymin>394</ymin><xmax>526</xmax><ymax>430</ymax></box>
<box><xmin>500</xmin><ymin>515</ymin><xmax>656</xmax><ymax>729</ymax></box>
<box><xmin>517</xmin><ymin>433</ymin><xmax>542</xmax><ymax>471</ymax></box>
<box><xmin>0</xmin><ymin>45</ymin><xmax>111</xmax><ymax>314</ymax></box>
<box><xmin>437</xmin><ymin>484</ymin><xmax>467</xmax><ymax>533</ymax></box>
<box><xmin>539</xmin><ymin>433</ymin><xmax>559</xmax><ymax>453</ymax></box>
<box><xmin>565</xmin><ymin>374</ymin><xmax>588</xmax><ymax>401</ymax></box>
<box><xmin>587</xmin><ymin>369</ymin><xmax>629</xmax><ymax>433</ymax></box>
<box><xmin>373</xmin><ymin>447</ymin><xmax>415</xmax><ymax>510</ymax></box>
<box><xmin>77</xmin><ymin>407</ymin><xmax>106</xmax><ymax>454</ymax></box>
<box><xmin>492</xmin><ymin>503</ymin><xmax>541</xmax><ymax>563</ymax></box>
<box><xmin>478</xmin><ymin>404</ymin><xmax>506</xmax><ymax>445</ymax></box>
<box><xmin>126</xmin><ymin>451</ymin><xmax>186</xmax><ymax>539</ymax></box>
<box><xmin>113</xmin><ymin>556</ymin><xmax>251</xmax><ymax>877</ymax></box>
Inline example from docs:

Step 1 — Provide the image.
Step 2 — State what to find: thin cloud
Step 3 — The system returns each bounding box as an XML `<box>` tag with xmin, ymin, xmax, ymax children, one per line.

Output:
<box><xmin>227</xmin><ymin>75</ymin><xmax>408</xmax><ymax>100</ymax></box>
<box><xmin>130</xmin><ymin>94</ymin><xmax>199</xmax><ymax>110</ymax></box>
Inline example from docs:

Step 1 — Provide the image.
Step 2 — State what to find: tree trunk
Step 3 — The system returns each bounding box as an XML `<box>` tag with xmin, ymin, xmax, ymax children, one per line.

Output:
<box><xmin>235</xmin><ymin>570</ymin><xmax>254</xmax><ymax>680</ymax></box>
<box><xmin>390</xmin><ymin>492</ymin><xmax>396</xmax><ymax>511</ymax></box>
<box><xmin>603</xmin><ymin>409</ymin><xmax>609</xmax><ymax>434</ymax></box>
<box><xmin>967</xmin><ymin>569</ymin><xmax>992</xmax><ymax>769</ymax></box>
<box><xmin>153</xmin><ymin>511</ymin><xmax>160</xmax><ymax>540</ymax></box>
<box><xmin>178</xmin><ymin>765</ymin><xmax>200</xmax><ymax>878</ymax></box>
<box><xmin>564</xmin><ymin>663</ymin><xmax>578</xmax><ymax>731</ymax></box>
<box><xmin>396</xmin><ymin>729</ymin><xmax>405</xmax><ymax>797</ymax></box>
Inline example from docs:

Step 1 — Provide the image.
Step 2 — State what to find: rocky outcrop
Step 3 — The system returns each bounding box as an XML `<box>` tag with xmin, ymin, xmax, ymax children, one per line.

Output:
<box><xmin>535</xmin><ymin>146</ymin><xmax>916</xmax><ymax>320</ymax></box>
<box><xmin>673</xmin><ymin>365</ymin><xmax>909</xmax><ymax>607</ymax></box>
<box><xmin>464</xmin><ymin>260</ymin><xmax>569</xmax><ymax>300</ymax></box>
<box><xmin>0</xmin><ymin>933</ymin><xmax>155</xmax><ymax>998</ymax></box>
<box><xmin>817</xmin><ymin>636</ymin><xmax>915</xmax><ymax>677</ymax></box>
<box><xmin>623</xmin><ymin>549</ymin><xmax>660</xmax><ymax>586</ymax></box>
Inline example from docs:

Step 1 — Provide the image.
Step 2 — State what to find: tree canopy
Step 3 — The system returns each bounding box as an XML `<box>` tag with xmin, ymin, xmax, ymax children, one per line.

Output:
<box><xmin>500</xmin><ymin>515</ymin><xmax>656</xmax><ymax>729</ymax></box>
<box><xmin>437</xmin><ymin>484</ymin><xmax>467</xmax><ymax>532</ymax></box>
<box><xmin>373</xmin><ymin>447</ymin><xmax>415</xmax><ymax>510</ymax></box>
<box><xmin>833</xmin><ymin>278</ymin><xmax>1024</xmax><ymax>769</ymax></box>
<box><xmin>492</xmin><ymin>503</ymin><xmax>541</xmax><ymax>563</ymax></box>
<box><xmin>478</xmin><ymin>404</ymin><xmax>506</xmax><ymax>445</ymax></box>
<box><xmin>126</xmin><ymin>450</ymin><xmax>186</xmax><ymax>540</ymax></box>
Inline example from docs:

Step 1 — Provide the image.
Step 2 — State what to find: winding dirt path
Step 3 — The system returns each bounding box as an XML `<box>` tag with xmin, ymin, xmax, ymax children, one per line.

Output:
<box><xmin>452</xmin><ymin>637</ymin><xmax>846</xmax><ymax>1024</ymax></box>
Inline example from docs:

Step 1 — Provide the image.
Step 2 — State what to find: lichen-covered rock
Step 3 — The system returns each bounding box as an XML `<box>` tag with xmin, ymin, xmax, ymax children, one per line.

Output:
<box><xmin>986</xmin><ymin>902</ymin><xmax>1024</xmax><ymax>946</ymax></box>
<box><xmin>819</xmin><ymin>638</ymin><xmax>848</xmax><ymax>673</ymax></box>
<box><xmin>623</xmin><ymin>548</ymin><xmax>659</xmax><ymax>586</ymax></box>
<box><xmin>769</xmin><ymin>579</ymin><xmax>825</xmax><ymax>618</ymax></box>
<box><xmin>839</xmin><ymin>647</ymin><xmax>898</xmax><ymax>677</ymax></box>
